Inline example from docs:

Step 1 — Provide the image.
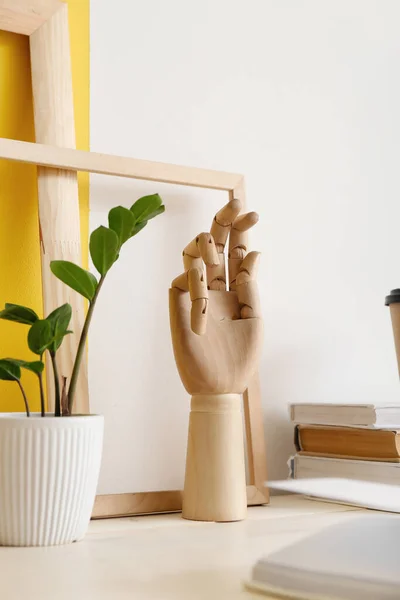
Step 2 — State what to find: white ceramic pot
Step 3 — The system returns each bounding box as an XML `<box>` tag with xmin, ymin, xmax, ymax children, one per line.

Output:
<box><xmin>0</xmin><ymin>413</ymin><xmax>104</xmax><ymax>547</ymax></box>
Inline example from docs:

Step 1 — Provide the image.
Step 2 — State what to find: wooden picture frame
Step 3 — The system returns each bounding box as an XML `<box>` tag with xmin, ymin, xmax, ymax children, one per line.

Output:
<box><xmin>0</xmin><ymin>0</ymin><xmax>269</xmax><ymax>517</ymax></box>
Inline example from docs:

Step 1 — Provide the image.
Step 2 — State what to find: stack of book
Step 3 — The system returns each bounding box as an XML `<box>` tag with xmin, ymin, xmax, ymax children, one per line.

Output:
<box><xmin>289</xmin><ymin>403</ymin><xmax>400</xmax><ymax>484</ymax></box>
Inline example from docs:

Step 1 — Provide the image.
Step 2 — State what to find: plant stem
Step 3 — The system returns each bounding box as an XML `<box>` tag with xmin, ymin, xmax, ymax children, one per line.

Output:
<box><xmin>38</xmin><ymin>353</ymin><xmax>45</xmax><ymax>417</ymax></box>
<box><xmin>61</xmin><ymin>376</ymin><xmax>68</xmax><ymax>416</ymax></box>
<box><xmin>50</xmin><ymin>352</ymin><xmax>61</xmax><ymax>417</ymax></box>
<box><xmin>68</xmin><ymin>276</ymin><xmax>106</xmax><ymax>414</ymax></box>
<box><xmin>38</xmin><ymin>373</ymin><xmax>45</xmax><ymax>417</ymax></box>
<box><xmin>17</xmin><ymin>380</ymin><xmax>30</xmax><ymax>417</ymax></box>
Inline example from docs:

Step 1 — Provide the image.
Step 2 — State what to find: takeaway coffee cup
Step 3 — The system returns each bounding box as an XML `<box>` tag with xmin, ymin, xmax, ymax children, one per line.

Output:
<box><xmin>385</xmin><ymin>289</ymin><xmax>400</xmax><ymax>376</ymax></box>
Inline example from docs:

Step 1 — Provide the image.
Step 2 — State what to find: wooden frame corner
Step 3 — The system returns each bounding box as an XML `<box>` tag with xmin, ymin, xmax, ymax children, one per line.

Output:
<box><xmin>0</xmin><ymin>0</ymin><xmax>62</xmax><ymax>36</ymax></box>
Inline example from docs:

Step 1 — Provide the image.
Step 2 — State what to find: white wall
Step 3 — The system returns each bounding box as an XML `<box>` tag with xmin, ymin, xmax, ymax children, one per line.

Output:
<box><xmin>90</xmin><ymin>0</ymin><xmax>400</xmax><ymax>484</ymax></box>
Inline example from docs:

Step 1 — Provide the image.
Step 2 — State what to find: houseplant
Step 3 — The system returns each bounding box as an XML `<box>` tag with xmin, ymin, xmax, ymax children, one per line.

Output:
<box><xmin>0</xmin><ymin>193</ymin><xmax>165</xmax><ymax>546</ymax></box>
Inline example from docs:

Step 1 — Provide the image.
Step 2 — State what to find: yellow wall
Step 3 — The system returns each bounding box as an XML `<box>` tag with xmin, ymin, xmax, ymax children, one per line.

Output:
<box><xmin>0</xmin><ymin>1</ymin><xmax>89</xmax><ymax>412</ymax></box>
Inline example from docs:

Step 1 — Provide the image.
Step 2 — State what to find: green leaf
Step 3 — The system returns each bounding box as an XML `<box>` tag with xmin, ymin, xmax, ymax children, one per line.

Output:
<box><xmin>129</xmin><ymin>220</ymin><xmax>148</xmax><ymax>238</ymax></box>
<box><xmin>90</xmin><ymin>226</ymin><xmax>119</xmax><ymax>275</ymax></box>
<box><xmin>0</xmin><ymin>359</ymin><xmax>21</xmax><ymax>381</ymax></box>
<box><xmin>142</xmin><ymin>204</ymin><xmax>165</xmax><ymax>221</ymax></box>
<box><xmin>28</xmin><ymin>320</ymin><xmax>53</xmax><ymax>356</ymax></box>
<box><xmin>46</xmin><ymin>304</ymin><xmax>72</xmax><ymax>352</ymax></box>
<box><xmin>47</xmin><ymin>304</ymin><xmax>72</xmax><ymax>331</ymax></box>
<box><xmin>50</xmin><ymin>261</ymin><xmax>98</xmax><ymax>302</ymax></box>
<box><xmin>5</xmin><ymin>358</ymin><xmax>44</xmax><ymax>376</ymax></box>
<box><xmin>108</xmin><ymin>206</ymin><xmax>136</xmax><ymax>247</ymax></box>
<box><xmin>0</xmin><ymin>304</ymin><xmax>39</xmax><ymax>325</ymax></box>
<box><xmin>130</xmin><ymin>194</ymin><xmax>164</xmax><ymax>223</ymax></box>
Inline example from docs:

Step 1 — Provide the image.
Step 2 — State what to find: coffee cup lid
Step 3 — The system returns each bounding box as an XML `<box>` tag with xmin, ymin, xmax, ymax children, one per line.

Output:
<box><xmin>385</xmin><ymin>289</ymin><xmax>400</xmax><ymax>306</ymax></box>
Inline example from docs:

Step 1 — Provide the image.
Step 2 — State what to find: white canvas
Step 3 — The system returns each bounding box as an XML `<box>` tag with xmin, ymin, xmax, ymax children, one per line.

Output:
<box><xmin>89</xmin><ymin>174</ymin><xmax>227</xmax><ymax>494</ymax></box>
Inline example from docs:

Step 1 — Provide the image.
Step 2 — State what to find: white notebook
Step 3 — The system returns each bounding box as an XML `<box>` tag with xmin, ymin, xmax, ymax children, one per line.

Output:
<box><xmin>269</xmin><ymin>478</ymin><xmax>400</xmax><ymax>513</ymax></box>
<box><xmin>246</xmin><ymin>515</ymin><xmax>400</xmax><ymax>599</ymax></box>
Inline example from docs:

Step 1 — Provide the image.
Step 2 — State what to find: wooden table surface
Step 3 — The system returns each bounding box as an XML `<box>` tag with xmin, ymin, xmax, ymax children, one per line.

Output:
<box><xmin>1</xmin><ymin>495</ymin><xmax>366</xmax><ymax>599</ymax></box>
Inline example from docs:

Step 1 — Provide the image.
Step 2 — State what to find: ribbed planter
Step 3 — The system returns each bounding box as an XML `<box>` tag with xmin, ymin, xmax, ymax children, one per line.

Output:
<box><xmin>0</xmin><ymin>413</ymin><xmax>104</xmax><ymax>547</ymax></box>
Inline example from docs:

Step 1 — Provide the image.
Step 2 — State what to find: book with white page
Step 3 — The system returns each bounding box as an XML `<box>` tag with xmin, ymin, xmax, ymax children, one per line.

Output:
<box><xmin>246</xmin><ymin>514</ymin><xmax>400</xmax><ymax>599</ymax></box>
<box><xmin>290</xmin><ymin>403</ymin><xmax>400</xmax><ymax>428</ymax></box>
<box><xmin>291</xmin><ymin>454</ymin><xmax>400</xmax><ymax>484</ymax></box>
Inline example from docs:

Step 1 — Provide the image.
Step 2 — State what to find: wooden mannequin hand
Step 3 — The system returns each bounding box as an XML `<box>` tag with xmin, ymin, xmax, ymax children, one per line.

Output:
<box><xmin>169</xmin><ymin>199</ymin><xmax>263</xmax><ymax>395</ymax></box>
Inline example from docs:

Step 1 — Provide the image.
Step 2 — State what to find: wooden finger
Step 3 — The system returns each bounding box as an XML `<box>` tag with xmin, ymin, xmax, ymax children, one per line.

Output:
<box><xmin>236</xmin><ymin>251</ymin><xmax>261</xmax><ymax>318</ymax></box>
<box><xmin>210</xmin><ymin>198</ymin><xmax>242</xmax><ymax>251</ymax></box>
<box><xmin>206</xmin><ymin>254</ymin><xmax>226</xmax><ymax>291</ymax></box>
<box><xmin>171</xmin><ymin>272</ymin><xmax>189</xmax><ymax>292</ymax></box>
<box><xmin>188</xmin><ymin>268</ymin><xmax>208</xmax><ymax>335</ymax></box>
<box><xmin>171</xmin><ymin>268</ymin><xmax>208</xmax><ymax>335</ymax></box>
<box><xmin>208</xmin><ymin>198</ymin><xmax>242</xmax><ymax>291</ymax></box>
<box><xmin>183</xmin><ymin>232</ymin><xmax>219</xmax><ymax>272</ymax></box>
<box><xmin>228</xmin><ymin>212</ymin><xmax>259</xmax><ymax>290</ymax></box>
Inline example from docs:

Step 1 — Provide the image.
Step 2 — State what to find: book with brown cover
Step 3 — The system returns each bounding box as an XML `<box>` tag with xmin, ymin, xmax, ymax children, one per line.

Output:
<box><xmin>295</xmin><ymin>425</ymin><xmax>400</xmax><ymax>461</ymax></box>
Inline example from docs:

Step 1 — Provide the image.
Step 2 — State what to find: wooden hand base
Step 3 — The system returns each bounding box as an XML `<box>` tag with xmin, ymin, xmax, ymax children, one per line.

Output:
<box><xmin>182</xmin><ymin>394</ymin><xmax>247</xmax><ymax>522</ymax></box>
